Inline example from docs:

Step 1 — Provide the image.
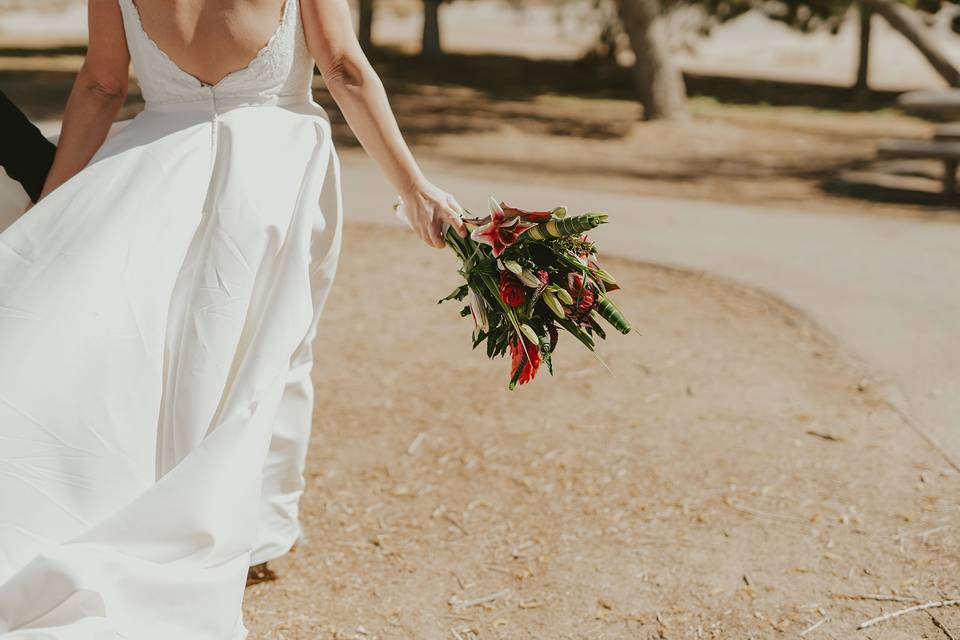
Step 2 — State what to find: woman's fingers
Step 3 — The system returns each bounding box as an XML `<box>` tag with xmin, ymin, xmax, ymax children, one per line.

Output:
<box><xmin>421</xmin><ymin>218</ymin><xmax>442</xmax><ymax>248</ymax></box>
<box><xmin>418</xmin><ymin>207</ymin><xmax>442</xmax><ymax>248</ymax></box>
<box><xmin>404</xmin><ymin>196</ymin><xmax>440</xmax><ymax>248</ymax></box>
<box><xmin>400</xmin><ymin>185</ymin><xmax>467</xmax><ymax>248</ymax></box>
<box><xmin>423</xmin><ymin>201</ymin><xmax>457</xmax><ymax>248</ymax></box>
<box><xmin>430</xmin><ymin>216</ymin><xmax>447</xmax><ymax>248</ymax></box>
<box><xmin>443</xmin><ymin>199</ymin><xmax>468</xmax><ymax>238</ymax></box>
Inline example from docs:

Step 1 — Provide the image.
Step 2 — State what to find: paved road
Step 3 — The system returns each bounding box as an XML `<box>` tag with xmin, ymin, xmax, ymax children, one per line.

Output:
<box><xmin>340</xmin><ymin>151</ymin><xmax>960</xmax><ymax>468</ymax></box>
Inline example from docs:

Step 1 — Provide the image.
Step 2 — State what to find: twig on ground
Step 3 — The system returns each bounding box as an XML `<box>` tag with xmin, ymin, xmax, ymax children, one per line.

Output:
<box><xmin>730</xmin><ymin>502</ymin><xmax>808</xmax><ymax>524</ymax></box>
<box><xmin>450</xmin><ymin>571</ymin><xmax>467</xmax><ymax>590</ymax></box>
<box><xmin>407</xmin><ymin>432</ymin><xmax>426</xmax><ymax>455</ymax></box>
<box><xmin>444</xmin><ymin>513</ymin><xmax>469</xmax><ymax>535</ymax></box>
<box><xmin>436</xmin><ymin>613</ymin><xmax>474</xmax><ymax>621</ymax></box>
<box><xmin>834</xmin><ymin>593</ymin><xmax>921</xmax><ymax>604</ymax></box>
<box><xmin>805</xmin><ymin>430</ymin><xmax>844</xmax><ymax>442</ymax></box>
<box><xmin>894</xmin><ymin>525</ymin><xmax>950</xmax><ymax>541</ymax></box>
<box><xmin>857</xmin><ymin>599</ymin><xmax>960</xmax><ymax>630</ymax></box>
<box><xmin>928</xmin><ymin>611</ymin><xmax>958</xmax><ymax>640</ymax></box>
<box><xmin>450</xmin><ymin>588</ymin><xmax>512</xmax><ymax>610</ymax></box>
<box><xmin>483</xmin><ymin>564</ymin><xmax>513</xmax><ymax>575</ymax></box>
<box><xmin>798</xmin><ymin>616</ymin><xmax>828</xmax><ymax>637</ymax></box>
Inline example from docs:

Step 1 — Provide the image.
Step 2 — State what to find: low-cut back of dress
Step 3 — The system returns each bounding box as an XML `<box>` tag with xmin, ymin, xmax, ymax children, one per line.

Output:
<box><xmin>0</xmin><ymin>0</ymin><xmax>342</xmax><ymax>637</ymax></box>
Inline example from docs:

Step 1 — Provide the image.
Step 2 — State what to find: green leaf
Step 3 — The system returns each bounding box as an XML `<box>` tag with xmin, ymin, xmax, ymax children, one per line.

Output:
<box><xmin>558</xmin><ymin>317</ymin><xmax>595</xmax><ymax>351</ymax></box>
<box><xmin>473</xmin><ymin>329</ymin><xmax>488</xmax><ymax>350</ymax></box>
<box><xmin>508</xmin><ymin>359</ymin><xmax>524</xmax><ymax>390</ymax></box>
<box><xmin>589</xmin><ymin>314</ymin><xmax>607</xmax><ymax>340</ymax></box>
<box><xmin>439</xmin><ymin>284</ymin><xmax>469</xmax><ymax>304</ymax></box>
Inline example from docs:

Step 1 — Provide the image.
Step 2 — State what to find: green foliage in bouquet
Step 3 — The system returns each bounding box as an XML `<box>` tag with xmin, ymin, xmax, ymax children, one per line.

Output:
<box><xmin>440</xmin><ymin>197</ymin><xmax>632</xmax><ymax>389</ymax></box>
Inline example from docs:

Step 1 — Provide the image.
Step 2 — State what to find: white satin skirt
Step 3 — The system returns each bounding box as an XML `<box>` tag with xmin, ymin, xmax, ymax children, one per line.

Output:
<box><xmin>0</xmin><ymin>98</ymin><xmax>342</xmax><ymax>639</ymax></box>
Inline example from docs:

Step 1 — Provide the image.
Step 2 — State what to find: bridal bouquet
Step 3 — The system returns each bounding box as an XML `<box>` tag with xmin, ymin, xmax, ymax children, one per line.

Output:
<box><xmin>440</xmin><ymin>197</ymin><xmax>632</xmax><ymax>389</ymax></box>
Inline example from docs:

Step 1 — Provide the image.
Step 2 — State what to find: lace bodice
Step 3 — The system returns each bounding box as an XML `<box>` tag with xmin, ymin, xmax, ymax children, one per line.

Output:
<box><xmin>117</xmin><ymin>0</ymin><xmax>315</xmax><ymax>110</ymax></box>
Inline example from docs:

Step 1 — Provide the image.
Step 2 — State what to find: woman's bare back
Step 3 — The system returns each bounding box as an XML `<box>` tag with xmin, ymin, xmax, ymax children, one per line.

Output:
<box><xmin>131</xmin><ymin>0</ymin><xmax>288</xmax><ymax>86</ymax></box>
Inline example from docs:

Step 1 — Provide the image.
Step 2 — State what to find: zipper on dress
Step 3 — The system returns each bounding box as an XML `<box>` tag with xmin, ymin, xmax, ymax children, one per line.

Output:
<box><xmin>206</xmin><ymin>85</ymin><xmax>220</xmax><ymax>213</ymax></box>
<box><xmin>209</xmin><ymin>86</ymin><xmax>219</xmax><ymax>165</ymax></box>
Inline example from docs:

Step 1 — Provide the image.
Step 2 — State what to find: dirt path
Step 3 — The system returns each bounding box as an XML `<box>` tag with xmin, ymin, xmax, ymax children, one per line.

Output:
<box><xmin>243</xmin><ymin>223</ymin><xmax>960</xmax><ymax>639</ymax></box>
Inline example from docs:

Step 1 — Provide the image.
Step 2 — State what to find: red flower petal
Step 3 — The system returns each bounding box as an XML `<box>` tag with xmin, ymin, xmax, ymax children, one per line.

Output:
<box><xmin>471</xmin><ymin>204</ymin><xmax>535</xmax><ymax>257</ymax></box>
<box><xmin>510</xmin><ymin>337</ymin><xmax>541</xmax><ymax>385</ymax></box>
<box><xmin>498</xmin><ymin>271</ymin><xmax>526</xmax><ymax>307</ymax></box>
<box><xmin>501</xmin><ymin>203</ymin><xmax>553</xmax><ymax>223</ymax></box>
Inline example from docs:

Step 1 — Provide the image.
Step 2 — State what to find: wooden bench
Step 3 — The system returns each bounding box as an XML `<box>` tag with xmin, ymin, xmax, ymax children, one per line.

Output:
<box><xmin>898</xmin><ymin>91</ymin><xmax>960</xmax><ymax>122</ymax></box>
<box><xmin>875</xmin><ymin>90</ymin><xmax>960</xmax><ymax>197</ymax></box>
<box><xmin>876</xmin><ymin>139</ymin><xmax>960</xmax><ymax>195</ymax></box>
<box><xmin>934</xmin><ymin>122</ymin><xmax>960</xmax><ymax>141</ymax></box>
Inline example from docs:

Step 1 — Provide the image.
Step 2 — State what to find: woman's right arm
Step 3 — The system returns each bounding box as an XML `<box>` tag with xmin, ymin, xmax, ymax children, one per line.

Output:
<box><xmin>39</xmin><ymin>0</ymin><xmax>130</xmax><ymax>200</ymax></box>
<box><xmin>300</xmin><ymin>0</ymin><xmax>467</xmax><ymax>248</ymax></box>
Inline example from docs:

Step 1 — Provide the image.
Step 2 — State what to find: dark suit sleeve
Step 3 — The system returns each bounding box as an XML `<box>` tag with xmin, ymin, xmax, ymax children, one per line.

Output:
<box><xmin>0</xmin><ymin>90</ymin><xmax>56</xmax><ymax>203</ymax></box>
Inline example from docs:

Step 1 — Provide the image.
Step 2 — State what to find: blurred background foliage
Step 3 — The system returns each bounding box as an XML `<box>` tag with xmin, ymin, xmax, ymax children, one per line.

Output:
<box><xmin>348</xmin><ymin>0</ymin><xmax>960</xmax><ymax>119</ymax></box>
<box><xmin>2</xmin><ymin>0</ymin><xmax>959</xmax><ymax>120</ymax></box>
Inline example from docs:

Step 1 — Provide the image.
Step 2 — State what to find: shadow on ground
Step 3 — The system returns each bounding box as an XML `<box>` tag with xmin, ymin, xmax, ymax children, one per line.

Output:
<box><xmin>0</xmin><ymin>44</ymin><xmax>905</xmax><ymax>120</ymax></box>
<box><xmin>2</xmin><ymin>45</ymin><xmax>953</xmax><ymax>212</ymax></box>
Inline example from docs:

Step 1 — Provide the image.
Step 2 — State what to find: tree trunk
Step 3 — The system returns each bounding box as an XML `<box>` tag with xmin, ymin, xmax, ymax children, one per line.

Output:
<box><xmin>358</xmin><ymin>0</ymin><xmax>374</xmax><ymax>51</ymax></box>
<box><xmin>422</xmin><ymin>0</ymin><xmax>442</xmax><ymax>57</ymax></box>
<box><xmin>862</xmin><ymin>0</ymin><xmax>960</xmax><ymax>87</ymax></box>
<box><xmin>855</xmin><ymin>4</ymin><xmax>872</xmax><ymax>90</ymax></box>
<box><xmin>617</xmin><ymin>0</ymin><xmax>687</xmax><ymax>121</ymax></box>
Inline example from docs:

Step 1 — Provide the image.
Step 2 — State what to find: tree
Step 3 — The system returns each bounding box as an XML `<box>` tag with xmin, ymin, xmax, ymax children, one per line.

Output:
<box><xmin>618</xmin><ymin>0</ymin><xmax>689</xmax><ymax>119</ymax></box>
<box><xmin>860</xmin><ymin>0</ymin><xmax>960</xmax><ymax>86</ymax></box>
<box><xmin>358</xmin><ymin>0</ymin><xmax>375</xmax><ymax>51</ymax></box>
<box><xmin>422</xmin><ymin>0</ymin><xmax>443</xmax><ymax>56</ymax></box>
<box><xmin>691</xmin><ymin>0</ymin><xmax>960</xmax><ymax>90</ymax></box>
<box><xmin>856</xmin><ymin>5</ymin><xmax>872</xmax><ymax>90</ymax></box>
<box><xmin>419</xmin><ymin>0</ymin><xmax>524</xmax><ymax>57</ymax></box>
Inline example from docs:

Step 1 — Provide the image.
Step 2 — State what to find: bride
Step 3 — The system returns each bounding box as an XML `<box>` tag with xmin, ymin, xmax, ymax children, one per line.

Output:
<box><xmin>0</xmin><ymin>0</ymin><xmax>467</xmax><ymax>637</ymax></box>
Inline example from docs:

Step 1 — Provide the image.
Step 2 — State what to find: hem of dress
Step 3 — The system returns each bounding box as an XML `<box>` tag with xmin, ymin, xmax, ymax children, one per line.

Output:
<box><xmin>249</xmin><ymin>527</ymin><xmax>303</xmax><ymax>566</ymax></box>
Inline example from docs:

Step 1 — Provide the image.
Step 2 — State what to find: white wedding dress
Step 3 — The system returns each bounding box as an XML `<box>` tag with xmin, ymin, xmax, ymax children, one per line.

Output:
<box><xmin>0</xmin><ymin>0</ymin><xmax>342</xmax><ymax>637</ymax></box>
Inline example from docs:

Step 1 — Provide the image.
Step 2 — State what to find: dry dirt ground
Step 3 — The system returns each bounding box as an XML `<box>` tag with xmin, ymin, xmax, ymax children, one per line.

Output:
<box><xmin>243</xmin><ymin>224</ymin><xmax>960</xmax><ymax>640</ymax></box>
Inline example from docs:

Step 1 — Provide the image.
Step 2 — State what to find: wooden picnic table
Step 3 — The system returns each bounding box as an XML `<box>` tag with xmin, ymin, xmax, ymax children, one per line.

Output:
<box><xmin>897</xmin><ymin>90</ymin><xmax>960</xmax><ymax>122</ymax></box>
<box><xmin>876</xmin><ymin>89</ymin><xmax>960</xmax><ymax>198</ymax></box>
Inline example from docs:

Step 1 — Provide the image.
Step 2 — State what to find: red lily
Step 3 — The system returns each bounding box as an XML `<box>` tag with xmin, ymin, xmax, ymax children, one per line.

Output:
<box><xmin>471</xmin><ymin>197</ymin><xmax>535</xmax><ymax>257</ymax></box>
<box><xmin>500</xmin><ymin>203</ymin><xmax>553</xmax><ymax>223</ymax></box>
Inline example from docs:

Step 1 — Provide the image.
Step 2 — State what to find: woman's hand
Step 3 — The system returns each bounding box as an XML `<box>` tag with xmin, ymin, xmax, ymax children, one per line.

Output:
<box><xmin>301</xmin><ymin>0</ymin><xmax>469</xmax><ymax>249</ymax></box>
<box><xmin>396</xmin><ymin>180</ymin><xmax>468</xmax><ymax>249</ymax></box>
